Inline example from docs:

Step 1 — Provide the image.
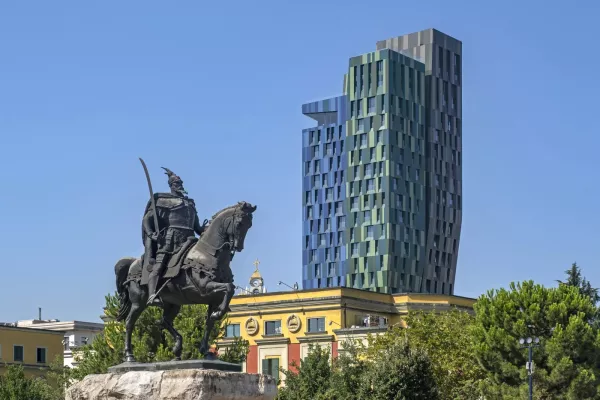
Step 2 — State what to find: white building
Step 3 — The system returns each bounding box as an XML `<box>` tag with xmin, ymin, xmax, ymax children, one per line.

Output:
<box><xmin>17</xmin><ymin>319</ymin><xmax>104</xmax><ymax>367</ymax></box>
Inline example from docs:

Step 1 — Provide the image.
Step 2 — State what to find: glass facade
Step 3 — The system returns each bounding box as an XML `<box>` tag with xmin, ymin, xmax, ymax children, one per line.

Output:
<box><xmin>344</xmin><ymin>49</ymin><xmax>426</xmax><ymax>293</ymax></box>
<box><xmin>302</xmin><ymin>96</ymin><xmax>348</xmax><ymax>290</ymax></box>
<box><xmin>303</xmin><ymin>29</ymin><xmax>462</xmax><ymax>295</ymax></box>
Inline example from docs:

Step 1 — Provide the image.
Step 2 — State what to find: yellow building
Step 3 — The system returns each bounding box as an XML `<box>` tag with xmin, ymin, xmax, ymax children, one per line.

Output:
<box><xmin>217</xmin><ymin>286</ymin><xmax>475</xmax><ymax>383</ymax></box>
<box><xmin>0</xmin><ymin>324</ymin><xmax>64</xmax><ymax>378</ymax></box>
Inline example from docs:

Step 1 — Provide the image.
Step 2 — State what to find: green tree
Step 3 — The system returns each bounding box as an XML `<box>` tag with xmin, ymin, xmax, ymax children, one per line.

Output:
<box><xmin>216</xmin><ymin>336</ymin><xmax>250</xmax><ymax>364</ymax></box>
<box><xmin>0</xmin><ymin>364</ymin><xmax>51</xmax><ymax>400</ymax></box>
<box><xmin>327</xmin><ymin>340</ymin><xmax>367</xmax><ymax>399</ymax></box>
<box><xmin>277</xmin><ymin>344</ymin><xmax>332</xmax><ymax>400</ymax></box>
<box><xmin>64</xmin><ymin>292</ymin><xmax>248</xmax><ymax>382</ymax></box>
<box><xmin>368</xmin><ymin>309</ymin><xmax>484</xmax><ymax>399</ymax></box>
<box><xmin>41</xmin><ymin>356</ymin><xmax>74</xmax><ymax>400</ymax></box>
<box><xmin>277</xmin><ymin>339</ymin><xmax>438</xmax><ymax>400</ymax></box>
<box><xmin>358</xmin><ymin>338</ymin><xmax>439</xmax><ymax>400</ymax></box>
<box><xmin>473</xmin><ymin>280</ymin><xmax>600</xmax><ymax>399</ymax></box>
<box><xmin>558</xmin><ymin>263</ymin><xmax>600</xmax><ymax>304</ymax></box>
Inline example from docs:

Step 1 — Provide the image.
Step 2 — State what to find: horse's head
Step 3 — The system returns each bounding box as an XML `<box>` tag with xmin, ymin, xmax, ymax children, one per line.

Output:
<box><xmin>228</xmin><ymin>201</ymin><xmax>256</xmax><ymax>252</ymax></box>
<box><xmin>205</xmin><ymin>201</ymin><xmax>257</xmax><ymax>253</ymax></box>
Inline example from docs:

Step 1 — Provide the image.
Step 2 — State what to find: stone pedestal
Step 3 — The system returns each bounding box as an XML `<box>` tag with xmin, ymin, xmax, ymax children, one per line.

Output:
<box><xmin>66</xmin><ymin>368</ymin><xmax>277</xmax><ymax>400</ymax></box>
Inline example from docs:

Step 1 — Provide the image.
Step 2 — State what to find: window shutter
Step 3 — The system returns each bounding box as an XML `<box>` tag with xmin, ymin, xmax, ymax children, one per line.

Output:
<box><xmin>272</xmin><ymin>358</ymin><xmax>279</xmax><ymax>379</ymax></box>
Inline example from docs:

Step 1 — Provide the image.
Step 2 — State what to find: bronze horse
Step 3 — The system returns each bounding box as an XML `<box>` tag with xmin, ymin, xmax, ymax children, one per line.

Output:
<box><xmin>114</xmin><ymin>201</ymin><xmax>256</xmax><ymax>362</ymax></box>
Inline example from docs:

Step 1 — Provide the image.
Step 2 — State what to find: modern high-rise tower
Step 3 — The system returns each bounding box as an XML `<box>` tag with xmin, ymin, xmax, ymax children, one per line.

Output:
<box><xmin>302</xmin><ymin>29</ymin><xmax>462</xmax><ymax>295</ymax></box>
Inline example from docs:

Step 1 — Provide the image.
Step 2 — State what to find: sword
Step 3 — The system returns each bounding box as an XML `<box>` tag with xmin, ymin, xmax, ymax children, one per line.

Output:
<box><xmin>139</xmin><ymin>158</ymin><xmax>160</xmax><ymax>236</ymax></box>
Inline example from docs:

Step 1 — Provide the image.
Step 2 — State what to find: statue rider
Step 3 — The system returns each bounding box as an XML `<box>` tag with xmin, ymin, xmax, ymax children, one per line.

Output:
<box><xmin>143</xmin><ymin>167</ymin><xmax>206</xmax><ymax>305</ymax></box>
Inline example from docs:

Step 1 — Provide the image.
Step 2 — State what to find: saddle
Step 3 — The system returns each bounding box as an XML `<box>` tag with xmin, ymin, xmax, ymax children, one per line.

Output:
<box><xmin>163</xmin><ymin>237</ymin><xmax>198</xmax><ymax>279</ymax></box>
<box><xmin>140</xmin><ymin>237</ymin><xmax>198</xmax><ymax>285</ymax></box>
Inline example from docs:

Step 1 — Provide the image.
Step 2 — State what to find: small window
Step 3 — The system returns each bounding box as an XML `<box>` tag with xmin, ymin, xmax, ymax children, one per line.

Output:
<box><xmin>265</xmin><ymin>320</ymin><xmax>282</xmax><ymax>336</ymax></box>
<box><xmin>357</xmin><ymin>119</ymin><xmax>365</xmax><ymax>132</ymax></box>
<box><xmin>226</xmin><ymin>324</ymin><xmax>241</xmax><ymax>338</ymax></box>
<box><xmin>368</xmin><ymin>97</ymin><xmax>376</xmax><ymax>113</ymax></box>
<box><xmin>37</xmin><ymin>348</ymin><xmax>46</xmax><ymax>364</ymax></box>
<box><xmin>307</xmin><ymin>317</ymin><xmax>326</xmax><ymax>333</ymax></box>
<box><xmin>367</xmin><ymin>179</ymin><xmax>375</xmax><ymax>191</ymax></box>
<box><xmin>360</xmin><ymin>134</ymin><xmax>367</xmax><ymax>148</ymax></box>
<box><xmin>13</xmin><ymin>345</ymin><xmax>23</xmax><ymax>362</ymax></box>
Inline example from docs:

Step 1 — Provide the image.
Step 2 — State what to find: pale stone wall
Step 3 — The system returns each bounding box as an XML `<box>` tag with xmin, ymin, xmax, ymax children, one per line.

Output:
<box><xmin>66</xmin><ymin>369</ymin><xmax>277</xmax><ymax>400</ymax></box>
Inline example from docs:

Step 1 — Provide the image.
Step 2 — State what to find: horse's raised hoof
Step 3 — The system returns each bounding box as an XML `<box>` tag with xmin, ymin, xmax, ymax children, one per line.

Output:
<box><xmin>210</xmin><ymin>311</ymin><xmax>223</xmax><ymax>320</ymax></box>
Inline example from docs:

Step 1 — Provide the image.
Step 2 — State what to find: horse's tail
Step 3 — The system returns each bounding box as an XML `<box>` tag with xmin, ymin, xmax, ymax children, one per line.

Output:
<box><xmin>114</xmin><ymin>257</ymin><xmax>136</xmax><ymax>322</ymax></box>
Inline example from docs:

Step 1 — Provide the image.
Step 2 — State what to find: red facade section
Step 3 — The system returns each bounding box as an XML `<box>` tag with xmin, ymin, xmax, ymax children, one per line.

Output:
<box><xmin>287</xmin><ymin>343</ymin><xmax>301</xmax><ymax>373</ymax></box>
<box><xmin>246</xmin><ymin>345</ymin><xmax>258</xmax><ymax>373</ymax></box>
<box><xmin>331</xmin><ymin>341</ymin><xmax>339</xmax><ymax>359</ymax></box>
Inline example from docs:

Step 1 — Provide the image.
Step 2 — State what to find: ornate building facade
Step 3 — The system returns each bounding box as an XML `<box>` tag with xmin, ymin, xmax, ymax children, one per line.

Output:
<box><xmin>216</xmin><ymin>287</ymin><xmax>475</xmax><ymax>383</ymax></box>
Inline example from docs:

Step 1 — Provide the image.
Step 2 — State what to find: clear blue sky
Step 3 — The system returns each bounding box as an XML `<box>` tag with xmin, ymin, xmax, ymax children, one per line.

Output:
<box><xmin>0</xmin><ymin>1</ymin><xmax>598</xmax><ymax>322</ymax></box>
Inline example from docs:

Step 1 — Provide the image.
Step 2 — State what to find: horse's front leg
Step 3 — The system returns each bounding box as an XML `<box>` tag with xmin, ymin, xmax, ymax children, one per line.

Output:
<box><xmin>216</xmin><ymin>283</ymin><xmax>235</xmax><ymax>318</ymax></box>
<box><xmin>200</xmin><ymin>305</ymin><xmax>217</xmax><ymax>359</ymax></box>
<box><xmin>205</xmin><ymin>282</ymin><xmax>234</xmax><ymax>320</ymax></box>
<box><xmin>162</xmin><ymin>303</ymin><xmax>183</xmax><ymax>361</ymax></box>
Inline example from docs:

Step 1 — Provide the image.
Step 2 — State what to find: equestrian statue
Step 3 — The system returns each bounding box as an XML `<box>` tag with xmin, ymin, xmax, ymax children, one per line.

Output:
<box><xmin>114</xmin><ymin>159</ymin><xmax>256</xmax><ymax>363</ymax></box>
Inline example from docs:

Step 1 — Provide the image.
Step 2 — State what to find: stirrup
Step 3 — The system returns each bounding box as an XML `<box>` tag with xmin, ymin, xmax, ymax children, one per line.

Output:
<box><xmin>147</xmin><ymin>294</ymin><xmax>162</xmax><ymax>306</ymax></box>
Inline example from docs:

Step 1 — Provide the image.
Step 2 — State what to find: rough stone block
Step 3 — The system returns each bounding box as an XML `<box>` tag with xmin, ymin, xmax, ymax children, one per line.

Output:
<box><xmin>66</xmin><ymin>369</ymin><xmax>277</xmax><ymax>400</ymax></box>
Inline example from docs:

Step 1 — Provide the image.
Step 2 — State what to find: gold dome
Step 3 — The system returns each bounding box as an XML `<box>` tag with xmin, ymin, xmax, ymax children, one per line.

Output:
<box><xmin>251</xmin><ymin>269</ymin><xmax>262</xmax><ymax>279</ymax></box>
<box><xmin>250</xmin><ymin>259</ymin><xmax>263</xmax><ymax>281</ymax></box>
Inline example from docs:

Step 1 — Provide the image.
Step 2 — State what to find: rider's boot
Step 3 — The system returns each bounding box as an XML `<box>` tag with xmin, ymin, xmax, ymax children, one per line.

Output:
<box><xmin>146</xmin><ymin>273</ymin><xmax>158</xmax><ymax>305</ymax></box>
<box><xmin>146</xmin><ymin>271</ymin><xmax>162</xmax><ymax>306</ymax></box>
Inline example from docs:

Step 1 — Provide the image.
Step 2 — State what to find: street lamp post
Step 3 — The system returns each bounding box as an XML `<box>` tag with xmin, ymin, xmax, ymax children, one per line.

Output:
<box><xmin>278</xmin><ymin>281</ymin><xmax>299</xmax><ymax>291</ymax></box>
<box><xmin>519</xmin><ymin>337</ymin><xmax>540</xmax><ymax>400</ymax></box>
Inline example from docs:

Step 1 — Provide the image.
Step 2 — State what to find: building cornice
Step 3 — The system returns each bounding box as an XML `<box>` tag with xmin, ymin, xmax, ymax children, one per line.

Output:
<box><xmin>297</xmin><ymin>334</ymin><xmax>334</xmax><ymax>343</ymax></box>
<box><xmin>0</xmin><ymin>362</ymin><xmax>51</xmax><ymax>370</ymax></box>
<box><xmin>0</xmin><ymin>325</ymin><xmax>66</xmax><ymax>335</ymax></box>
<box><xmin>255</xmin><ymin>337</ymin><xmax>291</xmax><ymax>346</ymax></box>
<box><xmin>333</xmin><ymin>327</ymin><xmax>388</xmax><ymax>335</ymax></box>
<box><xmin>233</xmin><ymin>287</ymin><xmax>476</xmax><ymax>302</ymax></box>
<box><xmin>227</xmin><ymin>298</ymin><xmax>473</xmax><ymax>319</ymax></box>
<box><xmin>23</xmin><ymin>321</ymin><xmax>104</xmax><ymax>331</ymax></box>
